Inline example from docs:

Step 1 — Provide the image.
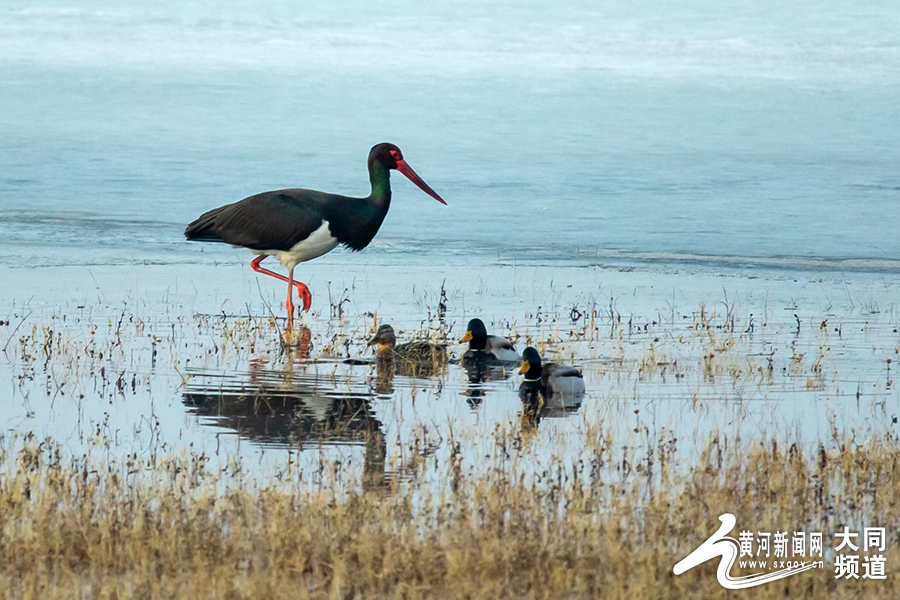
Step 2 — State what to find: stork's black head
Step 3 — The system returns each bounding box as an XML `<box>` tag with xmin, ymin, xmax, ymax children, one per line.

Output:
<box><xmin>459</xmin><ymin>318</ymin><xmax>489</xmax><ymax>350</ymax></box>
<box><xmin>369</xmin><ymin>143</ymin><xmax>404</xmax><ymax>170</ymax></box>
<box><xmin>367</xmin><ymin>142</ymin><xmax>447</xmax><ymax>205</ymax></box>
<box><xmin>519</xmin><ymin>347</ymin><xmax>543</xmax><ymax>379</ymax></box>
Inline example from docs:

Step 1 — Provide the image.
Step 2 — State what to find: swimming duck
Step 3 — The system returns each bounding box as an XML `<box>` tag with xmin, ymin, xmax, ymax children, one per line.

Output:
<box><xmin>518</xmin><ymin>346</ymin><xmax>585</xmax><ymax>396</ymax></box>
<box><xmin>458</xmin><ymin>318</ymin><xmax>518</xmax><ymax>362</ymax></box>
<box><xmin>368</xmin><ymin>324</ymin><xmax>447</xmax><ymax>375</ymax></box>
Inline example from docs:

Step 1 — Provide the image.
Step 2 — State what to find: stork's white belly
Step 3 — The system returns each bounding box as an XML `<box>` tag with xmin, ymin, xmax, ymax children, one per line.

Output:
<box><xmin>252</xmin><ymin>220</ymin><xmax>339</xmax><ymax>270</ymax></box>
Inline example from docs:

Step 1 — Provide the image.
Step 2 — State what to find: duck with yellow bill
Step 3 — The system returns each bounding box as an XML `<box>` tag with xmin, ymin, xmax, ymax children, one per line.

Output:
<box><xmin>458</xmin><ymin>318</ymin><xmax>518</xmax><ymax>362</ymax></box>
<box><xmin>518</xmin><ymin>346</ymin><xmax>585</xmax><ymax>396</ymax></box>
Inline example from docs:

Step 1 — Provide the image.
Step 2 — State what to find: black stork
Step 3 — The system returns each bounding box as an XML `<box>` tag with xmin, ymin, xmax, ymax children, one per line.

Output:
<box><xmin>185</xmin><ymin>143</ymin><xmax>446</xmax><ymax>332</ymax></box>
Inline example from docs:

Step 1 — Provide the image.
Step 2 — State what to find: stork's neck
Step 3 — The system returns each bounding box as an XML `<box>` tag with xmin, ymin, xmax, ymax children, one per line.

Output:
<box><xmin>368</xmin><ymin>161</ymin><xmax>392</xmax><ymax>205</ymax></box>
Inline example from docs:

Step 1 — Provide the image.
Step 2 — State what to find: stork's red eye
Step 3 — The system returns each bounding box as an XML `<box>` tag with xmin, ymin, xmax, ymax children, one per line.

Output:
<box><xmin>390</xmin><ymin>150</ymin><xmax>402</xmax><ymax>161</ymax></box>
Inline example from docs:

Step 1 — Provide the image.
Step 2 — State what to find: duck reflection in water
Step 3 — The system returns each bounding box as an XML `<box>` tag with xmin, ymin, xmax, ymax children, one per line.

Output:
<box><xmin>456</xmin><ymin>352</ymin><xmax>512</xmax><ymax>409</ymax></box>
<box><xmin>182</xmin><ymin>359</ymin><xmax>387</xmax><ymax>489</ymax></box>
<box><xmin>457</xmin><ymin>343</ymin><xmax>518</xmax><ymax>409</ymax></box>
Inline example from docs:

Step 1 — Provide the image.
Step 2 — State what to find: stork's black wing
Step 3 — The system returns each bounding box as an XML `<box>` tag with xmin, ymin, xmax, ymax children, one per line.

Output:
<box><xmin>185</xmin><ymin>189</ymin><xmax>333</xmax><ymax>252</ymax></box>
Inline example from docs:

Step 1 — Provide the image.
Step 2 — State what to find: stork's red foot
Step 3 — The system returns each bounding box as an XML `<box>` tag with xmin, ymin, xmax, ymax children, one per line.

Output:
<box><xmin>295</xmin><ymin>282</ymin><xmax>312</xmax><ymax>313</ymax></box>
<box><xmin>250</xmin><ymin>255</ymin><xmax>313</xmax><ymax>315</ymax></box>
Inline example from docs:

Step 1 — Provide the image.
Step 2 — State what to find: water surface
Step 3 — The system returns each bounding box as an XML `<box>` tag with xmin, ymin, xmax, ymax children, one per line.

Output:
<box><xmin>0</xmin><ymin>1</ymin><xmax>898</xmax><ymax>489</ymax></box>
<box><xmin>1</xmin><ymin>0</ymin><xmax>898</xmax><ymax>271</ymax></box>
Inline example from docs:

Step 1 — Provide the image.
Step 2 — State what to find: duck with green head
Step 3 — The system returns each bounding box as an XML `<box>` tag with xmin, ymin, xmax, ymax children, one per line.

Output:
<box><xmin>458</xmin><ymin>318</ymin><xmax>518</xmax><ymax>362</ymax></box>
<box><xmin>518</xmin><ymin>346</ymin><xmax>585</xmax><ymax>396</ymax></box>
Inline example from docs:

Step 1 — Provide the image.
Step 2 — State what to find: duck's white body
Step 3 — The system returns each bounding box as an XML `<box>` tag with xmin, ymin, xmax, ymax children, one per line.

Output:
<box><xmin>542</xmin><ymin>364</ymin><xmax>586</xmax><ymax>395</ymax></box>
<box><xmin>485</xmin><ymin>335</ymin><xmax>518</xmax><ymax>362</ymax></box>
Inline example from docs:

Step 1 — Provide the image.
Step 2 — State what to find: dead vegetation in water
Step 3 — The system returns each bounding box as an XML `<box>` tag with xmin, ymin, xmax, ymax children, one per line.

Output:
<box><xmin>0</xmin><ymin>286</ymin><xmax>897</xmax><ymax>598</ymax></box>
<box><xmin>3</xmin><ymin>286</ymin><xmax>895</xmax><ymax>392</ymax></box>
<box><xmin>0</xmin><ymin>430</ymin><xmax>899</xmax><ymax>599</ymax></box>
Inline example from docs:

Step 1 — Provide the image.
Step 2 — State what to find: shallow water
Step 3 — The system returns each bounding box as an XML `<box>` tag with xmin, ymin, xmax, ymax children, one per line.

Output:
<box><xmin>0</xmin><ymin>1</ymin><xmax>898</xmax><ymax>488</ymax></box>
<box><xmin>0</xmin><ymin>263</ymin><xmax>897</xmax><ymax>490</ymax></box>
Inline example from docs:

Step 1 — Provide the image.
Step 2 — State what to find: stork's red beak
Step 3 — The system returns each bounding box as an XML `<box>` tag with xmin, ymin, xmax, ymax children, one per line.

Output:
<box><xmin>395</xmin><ymin>160</ymin><xmax>447</xmax><ymax>205</ymax></box>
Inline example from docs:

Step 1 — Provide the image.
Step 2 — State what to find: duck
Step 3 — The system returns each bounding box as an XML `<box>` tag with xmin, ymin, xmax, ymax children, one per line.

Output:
<box><xmin>368</xmin><ymin>324</ymin><xmax>447</xmax><ymax>375</ymax></box>
<box><xmin>518</xmin><ymin>346</ymin><xmax>585</xmax><ymax>396</ymax></box>
<box><xmin>458</xmin><ymin>318</ymin><xmax>518</xmax><ymax>362</ymax></box>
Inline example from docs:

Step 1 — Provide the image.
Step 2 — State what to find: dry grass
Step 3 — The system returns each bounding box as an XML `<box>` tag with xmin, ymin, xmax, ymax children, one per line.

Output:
<box><xmin>1</xmin><ymin>429</ymin><xmax>898</xmax><ymax>599</ymax></box>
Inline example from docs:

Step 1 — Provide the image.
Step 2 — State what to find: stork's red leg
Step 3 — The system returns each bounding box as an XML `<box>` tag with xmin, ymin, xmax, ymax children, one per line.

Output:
<box><xmin>285</xmin><ymin>267</ymin><xmax>295</xmax><ymax>331</ymax></box>
<box><xmin>250</xmin><ymin>256</ymin><xmax>312</xmax><ymax>313</ymax></box>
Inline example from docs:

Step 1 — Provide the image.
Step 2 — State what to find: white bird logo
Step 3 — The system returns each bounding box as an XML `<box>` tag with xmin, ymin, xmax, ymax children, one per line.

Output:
<box><xmin>673</xmin><ymin>514</ymin><xmax>818</xmax><ymax>589</ymax></box>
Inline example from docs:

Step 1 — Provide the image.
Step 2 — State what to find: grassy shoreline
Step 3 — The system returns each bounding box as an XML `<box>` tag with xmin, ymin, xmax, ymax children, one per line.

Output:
<box><xmin>2</xmin><ymin>431</ymin><xmax>897</xmax><ymax>599</ymax></box>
